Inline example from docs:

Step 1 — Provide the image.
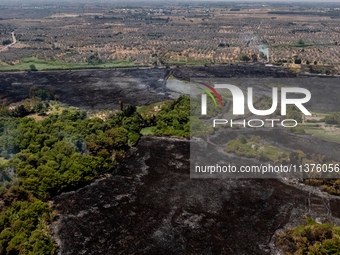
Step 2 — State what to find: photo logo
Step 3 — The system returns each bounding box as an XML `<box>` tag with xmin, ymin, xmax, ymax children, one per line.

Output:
<box><xmin>197</xmin><ymin>83</ymin><xmax>222</xmax><ymax>115</ymax></box>
<box><xmin>200</xmin><ymin>84</ymin><xmax>311</xmax><ymax>116</ymax></box>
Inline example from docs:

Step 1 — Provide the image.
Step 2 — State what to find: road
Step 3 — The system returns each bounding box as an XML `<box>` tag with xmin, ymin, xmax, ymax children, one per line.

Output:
<box><xmin>0</xmin><ymin>32</ymin><xmax>16</xmax><ymax>52</ymax></box>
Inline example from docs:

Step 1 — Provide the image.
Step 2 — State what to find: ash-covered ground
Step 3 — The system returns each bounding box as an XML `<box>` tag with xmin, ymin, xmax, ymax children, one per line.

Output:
<box><xmin>1</xmin><ymin>65</ymin><xmax>340</xmax><ymax>113</ymax></box>
<box><xmin>0</xmin><ymin>65</ymin><xmax>296</xmax><ymax>110</ymax></box>
<box><xmin>51</xmin><ymin>136</ymin><xmax>340</xmax><ymax>255</ymax></box>
<box><xmin>2</xmin><ymin>65</ymin><xmax>340</xmax><ymax>254</ymax></box>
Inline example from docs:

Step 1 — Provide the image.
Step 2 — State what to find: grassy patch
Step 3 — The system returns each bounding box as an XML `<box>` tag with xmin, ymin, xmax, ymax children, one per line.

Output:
<box><xmin>140</xmin><ymin>126</ymin><xmax>157</xmax><ymax>135</ymax></box>
<box><xmin>304</xmin><ymin>126</ymin><xmax>340</xmax><ymax>143</ymax></box>
<box><xmin>287</xmin><ymin>126</ymin><xmax>306</xmax><ymax>134</ymax></box>
<box><xmin>289</xmin><ymin>67</ymin><xmax>301</xmax><ymax>73</ymax></box>
<box><xmin>225</xmin><ymin>136</ymin><xmax>290</xmax><ymax>163</ymax></box>
<box><xmin>0</xmin><ymin>57</ymin><xmax>137</xmax><ymax>72</ymax></box>
<box><xmin>167</xmin><ymin>75</ymin><xmax>191</xmax><ymax>84</ymax></box>
<box><xmin>136</xmin><ymin>101</ymin><xmax>171</xmax><ymax>116</ymax></box>
<box><xmin>165</xmin><ymin>59</ymin><xmax>211</xmax><ymax>66</ymax></box>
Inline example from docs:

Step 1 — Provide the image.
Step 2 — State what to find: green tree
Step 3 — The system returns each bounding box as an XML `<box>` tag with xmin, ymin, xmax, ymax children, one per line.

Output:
<box><xmin>29</xmin><ymin>64</ymin><xmax>37</xmax><ymax>71</ymax></box>
<box><xmin>37</xmin><ymin>90</ymin><xmax>49</xmax><ymax>101</ymax></box>
<box><xmin>0</xmin><ymin>200</ymin><xmax>56</xmax><ymax>255</ymax></box>
<box><xmin>297</xmin><ymin>39</ymin><xmax>305</xmax><ymax>45</ymax></box>
<box><xmin>33</xmin><ymin>102</ymin><xmax>44</xmax><ymax>114</ymax></box>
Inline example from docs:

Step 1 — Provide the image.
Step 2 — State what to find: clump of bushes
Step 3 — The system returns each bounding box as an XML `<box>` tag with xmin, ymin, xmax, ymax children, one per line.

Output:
<box><xmin>287</xmin><ymin>126</ymin><xmax>305</xmax><ymax>134</ymax></box>
<box><xmin>0</xmin><ymin>200</ymin><xmax>56</xmax><ymax>255</ymax></box>
<box><xmin>324</xmin><ymin>112</ymin><xmax>340</xmax><ymax>125</ymax></box>
<box><xmin>277</xmin><ymin>218</ymin><xmax>340</xmax><ymax>255</ymax></box>
<box><xmin>2</xmin><ymin>40</ymin><xmax>11</xmax><ymax>46</ymax></box>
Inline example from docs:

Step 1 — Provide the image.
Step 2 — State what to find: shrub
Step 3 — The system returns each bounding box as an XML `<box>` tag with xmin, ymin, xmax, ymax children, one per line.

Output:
<box><xmin>2</xmin><ymin>40</ymin><xmax>11</xmax><ymax>46</ymax></box>
<box><xmin>277</xmin><ymin>218</ymin><xmax>340</xmax><ymax>255</ymax></box>
<box><xmin>324</xmin><ymin>112</ymin><xmax>340</xmax><ymax>125</ymax></box>
<box><xmin>297</xmin><ymin>39</ymin><xmax>305</xmax><ymax>45</ymax></box>
<box><xmin>29</xmin><ymin>64</ymin><xmax>37</xmax><ymax>71</ymax></box>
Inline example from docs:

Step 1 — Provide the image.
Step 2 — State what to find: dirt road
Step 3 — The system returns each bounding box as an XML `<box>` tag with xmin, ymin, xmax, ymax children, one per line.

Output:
<box><xmin>0</xmin><ymin>32</ymin><xmax>16</xmax><ymax>52</ymax></box>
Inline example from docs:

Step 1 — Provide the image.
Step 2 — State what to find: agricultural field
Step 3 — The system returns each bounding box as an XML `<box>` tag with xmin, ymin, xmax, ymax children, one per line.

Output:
<box><xmin>1</xmin><ymin>2</ymin><xmax>340</xmax><ymax>72</ymax></box>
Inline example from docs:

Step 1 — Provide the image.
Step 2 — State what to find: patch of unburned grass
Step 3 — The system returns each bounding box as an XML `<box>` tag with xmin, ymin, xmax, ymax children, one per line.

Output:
<box><xmin>165</xmin><ymin>60</ymin><xmax>211</xmax><ymax>66</ymax></box>
<box><xmin>304</xmin><ymin>126</ymin><xmax>340</xmax><ymax>143</ymax></box>
<box><xmin>226</xmin><ymin>136</ymin><xmax>290</xmax><ymax>163</ymax></box>
<box><xmin>0</xmin><ymin>57</ymin><xmax>137</xmax><ymax>72</ymax></box>
<box><xmin>140</xmin><ymin>127</ymin><xmax>157</xmax><ymax>135</ymax></box>
<box><xmin>137</xmin><ymin>101</ymin><xmax>171</xmax><ymax>116</ymax></box>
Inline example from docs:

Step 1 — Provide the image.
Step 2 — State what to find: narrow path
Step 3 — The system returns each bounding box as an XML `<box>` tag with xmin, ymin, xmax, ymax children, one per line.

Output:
<box><xmin>0</xmin><ymin>32</ymin><xmax>16</xmax><ymax>53</ymax></box>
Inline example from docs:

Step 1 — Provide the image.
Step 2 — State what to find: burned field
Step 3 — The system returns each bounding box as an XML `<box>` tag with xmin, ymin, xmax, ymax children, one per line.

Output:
<box><xmin>1</xmin><ymin>65</ymin><xmax>340</xmax><ymax>113</ymax></box>
<box><xmin>0</xmin><ymin>68</ymin><xmax>170</xmax><ymax>111</ymax></box>
<box><xmin>2</xmin><ymin>65</ymin><xmax>340</xmax><ymax>254</ymax></box>
<box><xmin>51</xmin><ymin>136</ymin><xmax>340</xmax><ymax>255</ymax></box>
<box><xmin>0</xmin><ymin>65</ymin><xmax>292</xmax><ymax>110</ymax></box>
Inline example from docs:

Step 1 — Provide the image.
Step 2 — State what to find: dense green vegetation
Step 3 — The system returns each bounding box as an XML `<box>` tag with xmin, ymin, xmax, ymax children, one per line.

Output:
<box><xmin>0</xmin><ymin>200</ymin><xmax>56</xmax><ymax>255</ymax></box>
<box><xmin>0</xmin><ymin>91</ymin><xmax>192</xmax><ymax>254</ymax></box>
<box><xmin>277</xmin><ymin>218</ymin><xmax>340</xmax><ymax>255</ymax></box>
<box><xmin>190</xmin><ymin>94</ymin><xmax>222</xmax><ymax>118</ymax></box>
<box><xmin>153</xmin><ymin>96</ymin><xmax>190</xmax><ymax>137</ymax></box>
<box><xmin>240</xmin><ymin>54</ymin><xmax>251</xmax><ymax>62</ymax></box>
<box><xmin>0</xmin><ymin>106</ymin><xmax>143</xmax><ymax>199</ymax></box>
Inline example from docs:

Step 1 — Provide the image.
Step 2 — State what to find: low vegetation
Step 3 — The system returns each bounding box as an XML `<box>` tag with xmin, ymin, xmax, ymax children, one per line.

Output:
<box><xmin>287</xmin><ymin>126</ymin><xmax>305</xmax><ymax>134</ymax></box>
<box><xmin>226</xmin><ymin>136</ymin><xmax>340</xmax><ymax>180</ymax></box>
<box><xmin>277</xmin><ymin>218</ymin><xmax>340</xmax><ymax>255</ymax></box>
<box><xmin>324</xmin><ymin>112</ymin><xmax>340</xmax><ymax>125</ymax></box>
<box><xmin>226</xmin><ymin>136</ymin><xmax>290</xmax><ymax>163</ymax></box>
<box><xmin>0</xmin><ymin>58</ymin><xmax>137</xmax><ymax>72</ymax></box>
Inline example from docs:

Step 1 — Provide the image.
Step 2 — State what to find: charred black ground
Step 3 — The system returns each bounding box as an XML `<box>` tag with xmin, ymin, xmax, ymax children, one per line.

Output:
<box><xmin>2</xmin><ymin>65</ymin><xmax>340</xmax><ymax>254</ymax></box>
<box><xmin>51</xmin><ymin>136</ymin><xmax>340</xmax><ymax>255</ymax></box>
<box><xmin>0</xmin><ymin>65</ymin><xmax>296</xmax><ymax>110</ymax></box>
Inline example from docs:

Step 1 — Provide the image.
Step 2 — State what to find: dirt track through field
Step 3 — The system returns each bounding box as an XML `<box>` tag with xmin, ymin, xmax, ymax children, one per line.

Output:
<box><xmin>0</xmin><ymin>32</ymin><xmax>16</xmax><ymax>53</ymax></box>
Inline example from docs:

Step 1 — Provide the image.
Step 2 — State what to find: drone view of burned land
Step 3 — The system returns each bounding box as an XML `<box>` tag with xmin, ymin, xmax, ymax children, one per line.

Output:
<box><xmin>2</xmin><ymin>1</ymin><xmax>340</xmax><ymax>255</ymax></box>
